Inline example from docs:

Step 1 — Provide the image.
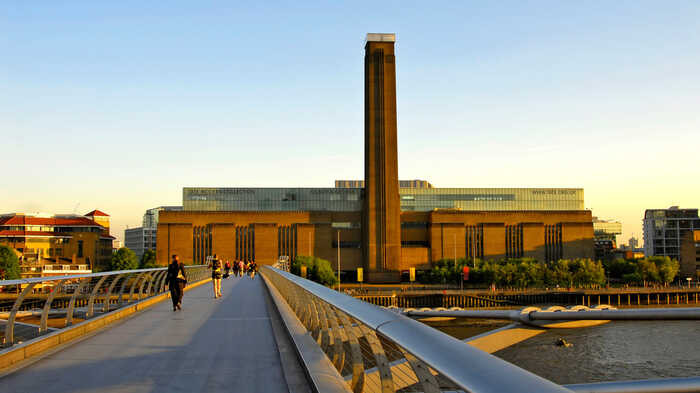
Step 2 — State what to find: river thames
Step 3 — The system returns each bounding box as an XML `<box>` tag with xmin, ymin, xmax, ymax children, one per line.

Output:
<box><xmin>434</xmin><ymin>319</ymin><xmax>700</xmax><ymax>384</ymax></box>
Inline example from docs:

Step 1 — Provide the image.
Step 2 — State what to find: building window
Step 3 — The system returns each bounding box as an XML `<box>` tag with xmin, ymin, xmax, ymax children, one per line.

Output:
<box><xmin>401</xmin><ymin>241</ymin><xmax>429</xmax><ymax>248</ymax></box>
<box><xmin>401</xmin><ymin>222</ymin><xmax>428</xmax><ymax>229</ymax></box>
<box><xmin>332</xmin><ymin>222</ymin><xmax>358</xmax><ymax>229</ymax></box>
<box><xmin>332</xmin><ymin>241</ymin><xmax>361</xmax><ymax>249</ymax></box>
<box><xmin>78</xmin><ymin>240</ymin><xmax>83</xmax><ymax>258</ymax></box>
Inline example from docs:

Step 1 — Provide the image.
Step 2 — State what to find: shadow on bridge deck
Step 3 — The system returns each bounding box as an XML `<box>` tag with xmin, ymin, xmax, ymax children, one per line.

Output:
<box><xmin>1</xmin><ymin>276</ymin><xmax>310</xmax><ymax>393</ymax></box>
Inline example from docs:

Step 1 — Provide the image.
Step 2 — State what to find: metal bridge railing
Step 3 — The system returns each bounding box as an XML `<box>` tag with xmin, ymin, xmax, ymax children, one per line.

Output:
<box><xmin>262</xmin><ymin>265</ymin><xmax>572</xmax><ymax>393</ymax></box>
<box><xmin>0</xmin><ymin>265</ymin><xmax>209</xmax><ymax>348</ymax></box>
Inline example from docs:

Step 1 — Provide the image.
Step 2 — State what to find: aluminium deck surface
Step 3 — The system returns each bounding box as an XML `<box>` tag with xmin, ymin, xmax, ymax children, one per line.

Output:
<box><xmin>2</xmin><ymin>275</ymin><xmax>300</xmax><ymax>393</ymax></box>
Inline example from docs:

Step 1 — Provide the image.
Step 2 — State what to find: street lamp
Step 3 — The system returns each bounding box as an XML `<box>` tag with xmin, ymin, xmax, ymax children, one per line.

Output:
<box><xmin>337</xmin><ymin>230</ymin><xmax>341</xmax><ymax>292</ymax></box>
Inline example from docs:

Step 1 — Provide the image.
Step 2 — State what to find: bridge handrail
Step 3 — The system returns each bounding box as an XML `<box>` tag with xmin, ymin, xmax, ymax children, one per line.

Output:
<box><xmin>262</xmin><ymin>265</ymin><xmax>572</xmax><ymax>393</ymax></box>
<box><xmin>0</xmin><ymin>265</ymin><xmax>205</xmax><ymax>286</ymax></box>
<box><xmin>0</xmin><ymin>265</ymin><xmax>210</xmax><ymax>349</ymax></box>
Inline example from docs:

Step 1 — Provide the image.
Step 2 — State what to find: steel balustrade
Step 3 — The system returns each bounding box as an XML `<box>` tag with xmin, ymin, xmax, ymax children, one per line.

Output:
<box><xmin>0</xmin><ymin>265</ymin><xmax>209</xmax><ymax>348</ymax></box>
<box><xmin>102</xmin><ymin>274</ymin><xmax>125</xmax><ymax>313</ymax></box>
<box><xmin>39</xmin><ymin>278</ymin><xmax>67</xmax><ymax>333</ymax></box>
<box><xmin>261</xmin><ymin>265</ymin><xmax>573</xmax><ymax>393</ymax></box>
<box><xmin>128</xmin><ymin>272</ymin><xmax>148</xmax><ymax>304</ymax></box>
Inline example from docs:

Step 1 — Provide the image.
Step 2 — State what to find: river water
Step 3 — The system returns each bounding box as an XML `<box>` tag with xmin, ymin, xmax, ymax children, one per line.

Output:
<box><xmin>432</xmin><ymin>319</ymin><xmax>700</xmax><ymax>384</ymax></box>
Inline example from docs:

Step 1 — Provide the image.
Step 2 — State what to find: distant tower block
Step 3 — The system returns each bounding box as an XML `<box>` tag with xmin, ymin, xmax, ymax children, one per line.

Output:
<box><xmin>363</xmin><ymin>33</ymin><xmax>401</xmax><ymax>281</ymax></box>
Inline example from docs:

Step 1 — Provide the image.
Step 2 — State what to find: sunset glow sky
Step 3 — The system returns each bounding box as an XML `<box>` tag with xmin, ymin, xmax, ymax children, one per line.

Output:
<box><xmin>2</xmin><ymin>1</ymin><xmax>699</xmax><ymax>245</ymax></box>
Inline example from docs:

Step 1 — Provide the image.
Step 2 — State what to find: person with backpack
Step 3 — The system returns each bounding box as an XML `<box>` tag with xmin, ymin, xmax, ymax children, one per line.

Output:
<box><xmin>232</xmin><ymin>260</ymin><xmax>240</xmax><ymax>277</ymax></box>
<box><xmin>165</xmin><ymin>254</ymin><xmax>187</xmax><ymax>311</ymax></box>
<box><xmin>224</xmin><ymin>260</ymin><xmax>231</xmax><ymax>279</ymax></box>
<box><xmin>249</xmin><ymin>260</ymin><xmax>257</xmax><ymax>279</ymax></box>
<box><xmin>208</xmin><ymin>254</ymin><xmax>223</xmax><ymax>298</ymax></box>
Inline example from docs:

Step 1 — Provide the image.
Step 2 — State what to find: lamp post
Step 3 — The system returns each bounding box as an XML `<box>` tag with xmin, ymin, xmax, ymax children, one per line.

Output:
<box><xmin>454</xmin><ymin>233</ymin><xmax>459</xmax><ymax>291</ymax></box>
<box><xmin>337</xmin><ymin>230</ymin><xmax>341</xmax><ymax>292</ymax></box>
<box><xmin>453</xmin><ymin>233</ymin><xmax>457</xmax><ymax>266</ymax></box>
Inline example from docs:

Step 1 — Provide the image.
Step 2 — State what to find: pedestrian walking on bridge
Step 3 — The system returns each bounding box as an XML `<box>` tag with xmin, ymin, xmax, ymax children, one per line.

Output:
<box><xmin>209</xmin><ymin>254</ymin><xmax>223</xmax><ymax>298</ymax></box>
<box><xmin>249</xmin><ymin>260</ymin><xmax>257</xmax><ymax>279</ymax></box>
<box><xmin>165</xmin><ymin>254</ymin><xmax>187</xmax><ymax>311</ymax></box>
<box><xmin>224</xmin><ymin>260</ymin><xmax>231</xmax><ymax>279</ymax></box>
<box><xmin>232</xmin><ymin>260</ymin><xmax>240</xmax><ymax>277</ymax></box>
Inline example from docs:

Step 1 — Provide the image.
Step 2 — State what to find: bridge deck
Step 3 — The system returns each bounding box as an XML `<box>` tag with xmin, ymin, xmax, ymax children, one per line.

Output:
<box><xmin>2</xmin><ymin>275</ymin><xmax>308</xmax><ymax>393</ymax></box>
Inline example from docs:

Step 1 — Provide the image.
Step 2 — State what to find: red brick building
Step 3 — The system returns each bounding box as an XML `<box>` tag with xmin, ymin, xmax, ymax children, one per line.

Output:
<box><xmin>156</xmin><ymin>34</ymin><xmax>594</xmax><ymax>282</ymax></box>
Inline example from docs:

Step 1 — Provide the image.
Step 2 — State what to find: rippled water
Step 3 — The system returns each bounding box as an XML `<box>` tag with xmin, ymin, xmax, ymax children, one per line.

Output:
<box><xmin>433</xmin><ymin>320</ymin><xmax>700</xmax><ymax>384</ymax></box>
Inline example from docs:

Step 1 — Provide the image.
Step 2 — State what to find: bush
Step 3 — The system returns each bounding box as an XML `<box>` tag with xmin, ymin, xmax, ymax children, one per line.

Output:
<box><xmin>291</xmin><ymin>255</ymin><xmax>339</xmax><ymax>287</ymax></box>
<box><xmin>0</xmin><ymin>245</ymin><xmax>20</xmax><ymax>280</ymax></box>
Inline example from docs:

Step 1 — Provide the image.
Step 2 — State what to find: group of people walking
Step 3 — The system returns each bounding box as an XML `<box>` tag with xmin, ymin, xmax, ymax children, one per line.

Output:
<box><xmin>164</xmin><ymin>254</ymin><xmax>259</xmax><ymax>311</ymax></box>
<box><xmin>224</xmin><ymin>259</ymin><xmax>258</xmax><ymax>279</ymax></box>
<box><xmin>208</xmin><ymin>255</ymin><xmax>257</xmax><ymax>299</ymax></box>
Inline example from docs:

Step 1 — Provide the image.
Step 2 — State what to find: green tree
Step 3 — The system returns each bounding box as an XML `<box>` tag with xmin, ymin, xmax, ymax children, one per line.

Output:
<box><xmin>111</xmin><ymin>247</ymin><xmax>139</xmax><ymax>271</ymax></box>
<box><xmin>622</xmin><ymin>272</ymin><xmax>642</xmax><ymax>285</ymax></box>
<box><xmin>606</xmin><ymin>258</ymin><xmax>637</xmax><ymax>279</ymax></box>
<box><xmin>419</xmin><ymin>256</ymin><xmax>609</xmax><ymax>289</ymax></box>
<box><xmin>570</xmin><ymin>259</ymin><xmax>605</xmax><ymax>287</ymax></box>
<box><xmin>139</xmin><ymin>250</ymin><xmax>158</xmax><ymax>268</ymax></box>
<box><xmin>637</xmin><ymin>258</ymin><xmax>660</xmax><ymax>285</ymax></box>
<box><xmin>653</xmin><ymin>256</ymin><xmax>680</xmax><ymax>285</ymax></box>
<box><xmin>547</xmin><ymin>260</ymin><xmax>573</xmax><ymax>287</ymax></box>
<box><xmin>0</xmin><ymin>245</ymin><xmax>21</xmax><ymax>280</ymax></box>
<box><xmin>292</xmin><ymin>255</ymin><xmax>339</xmax><ymax>287</ymax></box>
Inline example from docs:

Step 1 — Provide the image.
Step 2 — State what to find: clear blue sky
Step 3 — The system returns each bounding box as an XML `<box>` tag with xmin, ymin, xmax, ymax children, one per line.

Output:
<box><xmin>2</xmin><ymin>1</ymin><xmax>699</xmax><ymax>244</ymax></box>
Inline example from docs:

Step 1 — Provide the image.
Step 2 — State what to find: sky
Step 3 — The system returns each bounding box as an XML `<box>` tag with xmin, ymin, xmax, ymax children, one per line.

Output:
<box><xmin>2</xmin><ymin>1</ymin><xmax>699</xmax><ymax>245</ymax></box>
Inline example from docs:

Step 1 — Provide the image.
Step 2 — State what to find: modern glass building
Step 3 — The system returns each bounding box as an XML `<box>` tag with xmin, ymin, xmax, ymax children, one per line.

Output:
<box><xmin>644</xmin><ymin>207</ymin><xmax>700</xmax><ymax>260</ymax></box>
<box><xmin>183</xmin><ymin>185</ymin><xmax>584</xmax><ymax>212</ymax></box>
<box><xmin>398</xmin><ymin>187</ymin><xmax>583</xmax><ymax>211</ymax></box>
<box><xmin>184</xmin><ymin>188</ymin><xmax>363</xmax><ymax>212</ymax></box>
<box><xmin>142</xmin><ymin>206</ymin><xmax>183</xmax><ymax>229</ymax></box>
<box><xmin>125</xmin><ymin>206</ymin><xmax>183</xmax><ymax>259</ymax></box>
<box><xmin>124</xmin><ymin>227</ymin><xmax>156</xmax><ymax>259</ymax></box>
<box><xmin>592</xmin><ymin>217</ymin><xmax>623</xmax><ymax>241</ymax></box>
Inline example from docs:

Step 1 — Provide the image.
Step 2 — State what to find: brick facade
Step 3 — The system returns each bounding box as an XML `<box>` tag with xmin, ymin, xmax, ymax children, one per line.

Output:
<box><xmin>156</xmin><ymin>209</ymin><xmax>594</xmax><ymax>281</ymax></box>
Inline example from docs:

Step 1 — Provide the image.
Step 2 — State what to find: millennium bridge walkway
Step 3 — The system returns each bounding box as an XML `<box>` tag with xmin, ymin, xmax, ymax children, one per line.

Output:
<box><xmin>2</xmin><ymin>277</ymin><xmax>304</xmax><ymax>393</ymax></box>
<box><xmin>2</xmin><ymin>265</ymin><xmax>700</xmax><ymax>393</ymax></box>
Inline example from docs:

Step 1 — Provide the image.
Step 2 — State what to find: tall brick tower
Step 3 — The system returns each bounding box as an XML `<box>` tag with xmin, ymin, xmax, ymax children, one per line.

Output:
<box><xmin>363</xmin><ymin>33</ymin><xmax>401</xmax><ymax>282</ymax></box>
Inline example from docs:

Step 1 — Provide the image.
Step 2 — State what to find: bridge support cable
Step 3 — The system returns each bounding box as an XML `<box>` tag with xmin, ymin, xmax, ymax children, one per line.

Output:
<box><xmin>405</xmin><ymin>306</ymin><xmax>700</xmax><ymax>328</ymax></box>
<box><xmin>262</xmin><ymin>265</ymin><xmax>574</xmax><ymax>393</ymax></box>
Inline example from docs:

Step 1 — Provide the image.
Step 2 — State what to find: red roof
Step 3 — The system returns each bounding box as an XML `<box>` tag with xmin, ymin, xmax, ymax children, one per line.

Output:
<box><xmin>0</xmin><ymin>214</ymin><xmax>104</xmax><ymax>227</ymax></box>
<box><xmin>0</xmin><ymin>230</ymin><xmax>72</xmax><ymax>237</ymax></box>
<box><xmin>85</xmin><ymin>210</ymin><xmax>109</xmax><ymax>217</ymax></box>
